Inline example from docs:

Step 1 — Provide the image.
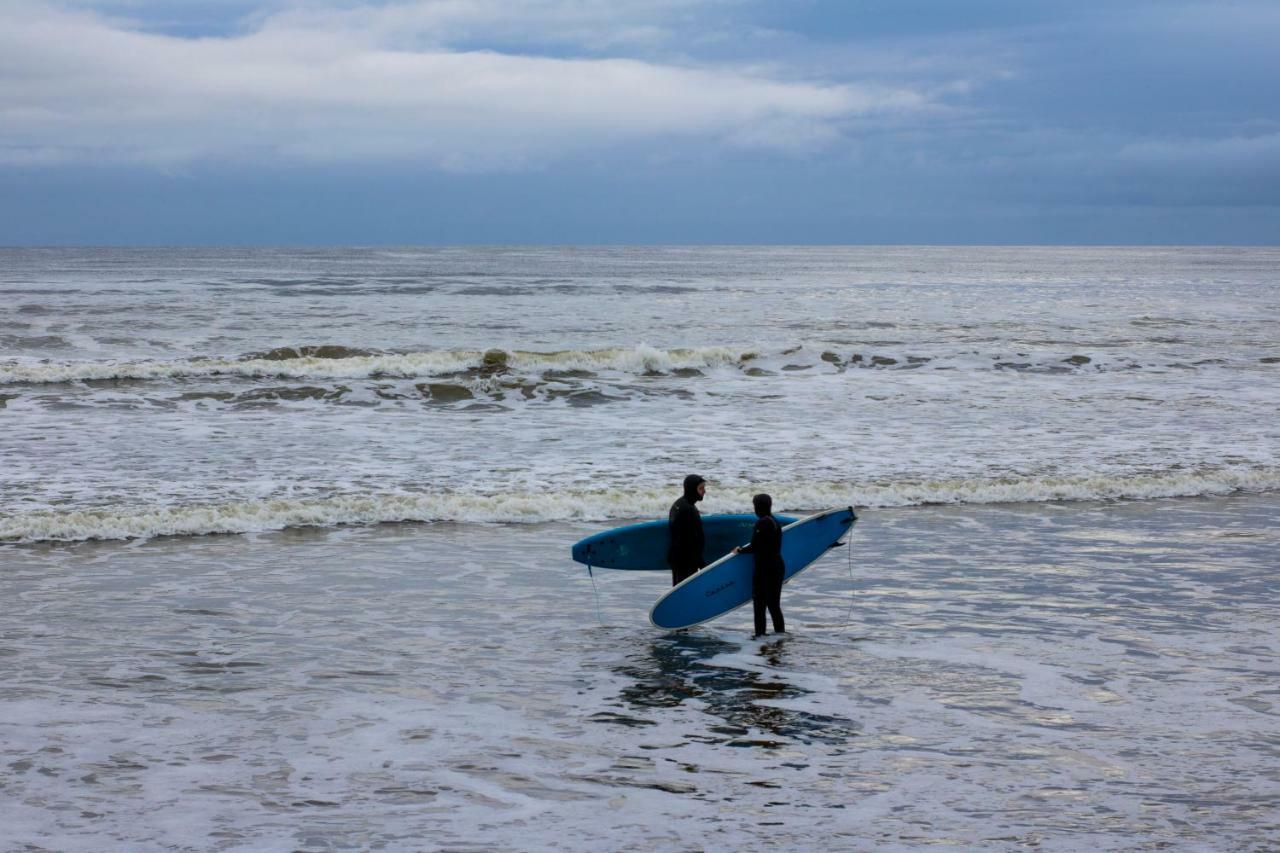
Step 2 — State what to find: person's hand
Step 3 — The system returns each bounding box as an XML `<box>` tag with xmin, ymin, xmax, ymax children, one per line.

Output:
<box><xmin>732</xmin><ymin>546</ymin><xmax>742</xmax><ymax>555</ymax></box>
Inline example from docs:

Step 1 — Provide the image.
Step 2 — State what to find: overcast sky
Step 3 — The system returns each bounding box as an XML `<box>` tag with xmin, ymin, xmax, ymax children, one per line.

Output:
<box><xmin>3</xmin><ymin>0</ymin><xmax>1278</xmax><ymax>244</ymax></box>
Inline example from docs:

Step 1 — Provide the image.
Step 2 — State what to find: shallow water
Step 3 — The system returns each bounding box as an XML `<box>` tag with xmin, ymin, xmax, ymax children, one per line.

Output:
<box><xmin>3</xmin><ymin>494</ymin><xmax>1277</xmax><ymax>850</ymax></box>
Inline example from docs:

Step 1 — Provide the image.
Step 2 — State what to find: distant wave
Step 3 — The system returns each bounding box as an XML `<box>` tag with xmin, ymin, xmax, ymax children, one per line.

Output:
<box><xmin>2</xmin><ymin>343</ymin><xmax>1271</xmax><ymax>386</ymax></box>
<box><xmin>0</xmin><ymin>345</ymin><xmax>754</xmax><ymax>385</ymax></box>
<box><xmin>5</xmin><ymin>467</ymin><xmax>1277</xmax><ymax>544</ymax></box>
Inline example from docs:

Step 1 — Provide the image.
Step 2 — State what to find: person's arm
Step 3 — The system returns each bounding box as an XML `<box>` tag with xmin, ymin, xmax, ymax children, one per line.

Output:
<box><xmin>734</xmin><ymin>518</ymin><xmax>766</xmax><ymax>555</ymax></box>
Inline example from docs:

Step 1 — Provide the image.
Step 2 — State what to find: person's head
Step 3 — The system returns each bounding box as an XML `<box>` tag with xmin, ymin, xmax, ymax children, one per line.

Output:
<box><xmin>752</xmin><ymin>493</ymin><xmax>773</xmax><ymax>517</ymax></box>
<box><xmin>683</xmin><ymin>474</ymin><xmax>706</xmax><ymax>502</ymax></box>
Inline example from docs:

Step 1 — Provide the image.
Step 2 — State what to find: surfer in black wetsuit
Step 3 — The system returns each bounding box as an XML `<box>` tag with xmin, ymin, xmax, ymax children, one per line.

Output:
<box><xmin>733</xmin><ymin>493</ymin><xmax>786</xmax><ymax>639</ymax></box>
<box><xmin>667</xmin><ymin>474</ymin><xmax>706</xmax><ymax>586</ymax></box>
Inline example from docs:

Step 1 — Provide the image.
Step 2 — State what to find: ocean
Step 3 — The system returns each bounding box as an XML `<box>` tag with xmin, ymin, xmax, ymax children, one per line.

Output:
<box><xmin>2</xmin><ymin>246</ymin><xmax>1278</xmax><ymax>850</ymax></box>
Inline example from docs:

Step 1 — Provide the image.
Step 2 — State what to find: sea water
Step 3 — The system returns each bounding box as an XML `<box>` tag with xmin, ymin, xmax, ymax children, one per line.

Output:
<box><xmin>2</xmin><ymin>247</ymin><xmax>1278</xmax><ymax>849</ymax></box>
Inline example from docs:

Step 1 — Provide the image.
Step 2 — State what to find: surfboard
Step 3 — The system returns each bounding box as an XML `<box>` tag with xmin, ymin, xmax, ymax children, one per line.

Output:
<box><xmin>648</xmin><ymin>507</ymin><xmax>856</xmax><ymax>630</ymax></box>
<box><xmin>571</xmin><ymin>513</ymin><xmax>798</xmax><ymax>572</ymax></box>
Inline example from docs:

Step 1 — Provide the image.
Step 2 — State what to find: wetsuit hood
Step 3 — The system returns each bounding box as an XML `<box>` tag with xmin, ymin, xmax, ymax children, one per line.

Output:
<box><xmin>682</xmin><ymin>474</ymin><xmax>705</xmax><ymax>503</ymax></box>
<box><xmin>752</xmin><ymin>493</ymin><xmax>773</xmax><ymax>517</ymax></box>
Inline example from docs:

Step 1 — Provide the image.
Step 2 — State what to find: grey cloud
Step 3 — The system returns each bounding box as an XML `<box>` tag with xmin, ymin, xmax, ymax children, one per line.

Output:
<box><xmin>0</xmin><ymin>1</ymin><xmax>932</xmax><ymax>168</ymax></box>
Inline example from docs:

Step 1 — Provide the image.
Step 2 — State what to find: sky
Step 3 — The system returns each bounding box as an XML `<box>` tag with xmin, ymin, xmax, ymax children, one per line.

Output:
<box><xmin>2</xmin><ymin>0</ymin><xmax>1278</xmax><ymax>245</ymax></box>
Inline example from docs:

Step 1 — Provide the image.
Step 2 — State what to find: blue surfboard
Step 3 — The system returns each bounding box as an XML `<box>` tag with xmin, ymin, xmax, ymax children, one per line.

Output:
<box><xmin>571</xmin><ymin>513</ymin><xmax>797</xmax><ymax>571</ymax></box>
<box><xmin>649</xmin><ymin>507</ymin><xmax>857</xmax><ymax>630</ymax></box>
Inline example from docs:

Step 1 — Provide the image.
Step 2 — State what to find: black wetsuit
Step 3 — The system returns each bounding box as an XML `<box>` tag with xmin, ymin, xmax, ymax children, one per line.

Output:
<box><xmin>667</xmin><ymin>480</ymin><xmax>705</xmax><ymax>585</ymax></box>
<box><xmin>739</xmin><ymin>514</ymin><xmax>785</xmax><ymax>636</ymax></box>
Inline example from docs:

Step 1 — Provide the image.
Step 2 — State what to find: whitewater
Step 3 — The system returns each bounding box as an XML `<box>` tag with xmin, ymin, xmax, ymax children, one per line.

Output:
<box><xmin>2</xmin><ymin>245</ymin><xmax>1276</xmax><ymax>542</ymax></box>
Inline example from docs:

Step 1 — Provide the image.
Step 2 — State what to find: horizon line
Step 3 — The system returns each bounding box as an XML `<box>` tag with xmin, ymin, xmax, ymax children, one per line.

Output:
<box><xmin>3</xmin><ymin>242</ymin><xmax>1278</xmax><ymax>250</ymax></box>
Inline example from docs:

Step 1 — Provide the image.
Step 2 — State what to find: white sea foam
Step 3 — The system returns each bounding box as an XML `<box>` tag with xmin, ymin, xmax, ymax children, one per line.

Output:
<box><xmin>5</xmin><ymin>467</ymin><xmax>1277</xmax><ymax>543</ymax></box>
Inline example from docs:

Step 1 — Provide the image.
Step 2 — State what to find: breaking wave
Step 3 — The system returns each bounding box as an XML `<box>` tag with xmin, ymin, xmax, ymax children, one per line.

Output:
<box><xmin>0</xmin><ymin>345</ymin><xmax>754</xmax><ymax>385</ymax></box>
<box><xmin>3</xmin><ymin>343</ymin><xmax>1271</xmax><ymax>386</ymax></box>
<box><xmin>5</xmin><ymin>467</ymin><xmax>1278</xmax><ymax>544</ymax></box>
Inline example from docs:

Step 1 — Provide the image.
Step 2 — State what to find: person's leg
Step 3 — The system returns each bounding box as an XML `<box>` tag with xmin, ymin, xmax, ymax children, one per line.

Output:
<box><xmin>752</xmin><ymin>574</ymin><xmax>767</xmax><ymax>636</ymax></box>
<box><xmin>768</xmin><ymin>569</ymin><xmax>785</xmax><ymax>633</ymax></box>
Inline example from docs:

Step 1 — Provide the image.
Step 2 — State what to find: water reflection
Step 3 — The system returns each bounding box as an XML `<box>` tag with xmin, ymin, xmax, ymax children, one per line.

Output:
<box><xmin>602</xmin><ymin>633</ymin><xmax>859</xmax><ymax>747</ymax></box>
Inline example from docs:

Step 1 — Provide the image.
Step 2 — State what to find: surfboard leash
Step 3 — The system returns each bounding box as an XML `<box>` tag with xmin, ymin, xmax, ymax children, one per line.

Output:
<box><xmin>585</xmin><ymin>560</ymin><xmax>608</xmax><ymax>628</ymax></box>
<box><xmin>840</xmin><ymin>529</ymin><xmax>857</xmax><ymax>632</ymax></box>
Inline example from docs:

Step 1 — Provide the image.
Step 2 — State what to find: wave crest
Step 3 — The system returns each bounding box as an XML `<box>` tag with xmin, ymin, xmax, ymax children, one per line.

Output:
<box><xmin>4</xmin><ymin>467</ymin><xmax>1277</xmax><ymax>544</ymax></box>
<box><xmin>3</xmin><ymin>342</ymin><xmax>1270</xmax><ymax>386</ymax></box>
<box><xmin>0</xmin><ymin>345</ymin><xmax>755</xmax><ymax>385</ymax></box>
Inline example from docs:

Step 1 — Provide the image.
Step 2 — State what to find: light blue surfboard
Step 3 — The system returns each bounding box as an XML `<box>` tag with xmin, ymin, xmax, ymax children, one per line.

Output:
<box><xmin>571</xmin><ymin>514</ymin><xmax>797</xmax><ymax>572</ymax></box>
<box><xmin>649</xmin><ymin>507</ymin><xmax>857</xmax><ymax>630</ymax></box>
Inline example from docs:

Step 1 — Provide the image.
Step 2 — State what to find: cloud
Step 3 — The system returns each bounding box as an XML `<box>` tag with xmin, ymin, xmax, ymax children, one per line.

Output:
<box><xmin>252</xmin><ymin>0</ymin><xmax>724</xmax><ymax>51</ymax></box>
<box><xmin>0</xmin><ymin>1</ymin><xmax>931</xmax><ymax>169</ymax></box>
<box><xmin>60</xmin><ymin>0</ymin><xmax>730</xmax><ymax>47</ymax></box>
